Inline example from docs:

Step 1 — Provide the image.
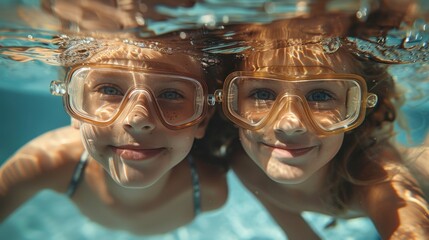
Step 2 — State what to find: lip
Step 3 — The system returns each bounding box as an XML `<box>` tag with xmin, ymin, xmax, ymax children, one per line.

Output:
<box><xmin>111</xmin><ymin>145</ymin><xmax>165</xmax><ymax>161</ymax></box>
<box><xmin>262</xmin><ymin>143</ymin><xmax>317</xmax><ymax>158</ymax></box>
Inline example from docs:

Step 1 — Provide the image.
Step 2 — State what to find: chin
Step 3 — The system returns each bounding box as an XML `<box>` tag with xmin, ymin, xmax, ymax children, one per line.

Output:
<box><xmin>116</xmin><ymin>180</ymin><xmax>152</xmax><ymax>189</ymax></box>
<box><xmin>108</xmin><ymin>167</ymin><xmax>161</xmax><ymax>188</ymax></box>
<box><xmin>111</xmin><ymin>173</ymin><xmax>159</xmax><ymax>188</ymax></box>
<box><xmin>265</xmin><ymin>164</ymin><xmax>310</xmax><ymax>185</ymax></box>
<box><xmin>270</xmin><ymin>175</ymin><xmax>310</xmax><ymax>185</ymax></box>
<box><xmin>106</xmin><ymin>155</ymin><xmax>168</xmax><ymax>188</ymax></box>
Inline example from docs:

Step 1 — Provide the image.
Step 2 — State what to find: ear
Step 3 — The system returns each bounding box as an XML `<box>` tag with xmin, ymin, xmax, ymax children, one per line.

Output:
<box><xmin>194</xmin><ymin>108</ymin><xmax>215</xmax><ymax>139</ymax></box>
<box><xmin>71</xmin><ymin>118</ymin><xmax>81</xmax><ymax>129</ymax></box>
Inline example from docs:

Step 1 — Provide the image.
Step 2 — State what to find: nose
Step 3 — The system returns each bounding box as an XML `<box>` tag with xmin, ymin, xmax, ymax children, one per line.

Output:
<box><xmin>273</xmin><ymin>100</ymin><xmax>307</xmax><ymax>136</ymax></box>
<box><xmin>122</xmin><ymin>93</ymin><xmax>156</xmax><ymax>132</ymax></box>
<box><xmin>274</xmin><ymin>113</ymin><xmax>307</xmax><ymax>136</ymax></box>
<box><xmin>122</xmin><ymin>104</ymin><xmax>156</xmax><ymax>132</ymax></box>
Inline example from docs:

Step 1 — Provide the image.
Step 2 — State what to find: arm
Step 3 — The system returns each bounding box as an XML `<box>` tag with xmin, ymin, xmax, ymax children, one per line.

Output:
<box><xmin>396</xmin><ymin>135</ymin><xmax>429</xmax><ymax>198</ymax></box>
<box><xmin>356</xmin><ymin>148</ymin><xmax>429</xmax><ymax>239</ymax></box>
<box><xmin>0</xmin><ymin>126</ymin><xmax>83</xmax><ymax>221</ymax></box>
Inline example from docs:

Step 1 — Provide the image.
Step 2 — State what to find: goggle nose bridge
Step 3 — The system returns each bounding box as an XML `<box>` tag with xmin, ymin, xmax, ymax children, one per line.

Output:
<box><xmin>263</xmin><ymin>94</ymin><xmax>311</xmax><ymax>125</ymax></box>
<box><xmin>121</xmin><ymin>88</ymin><xmax>155</xmax><ymax>110</ymax></box>
<box><xmin>112</xmin><ymin>88</ymin><xmax>156</xmax><ymax>116</ymax></box>
<box><xmin>100</xmin><ymin>88</ymin><xmax>156</xmax><ymax>126</ymax></box>
<box><xmin>275</xmin><ymin>93</ymin><xmax>306</xmax><ymax>110</ymax></box>
<box><xmin>125</xmin><ymin>87</ymin><xmax>153</xmax><ymax>100</ymax></box>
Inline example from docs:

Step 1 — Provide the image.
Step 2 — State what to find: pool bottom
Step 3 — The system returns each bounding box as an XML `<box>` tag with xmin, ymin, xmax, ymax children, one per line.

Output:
<box><xmin>0</xmin><ymin>171</ymin><xmax>379</xmax><ymax>240</ymax></box>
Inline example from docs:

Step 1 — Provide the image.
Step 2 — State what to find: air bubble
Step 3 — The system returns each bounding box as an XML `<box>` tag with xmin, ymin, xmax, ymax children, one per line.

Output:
<box><xmin>322</xmin><ymin>38</ymin><xmax>341</xmax><ymax>53</ymax></box>
<box><xmin>135</xmin><ymin>12</ymin><xmax>145</xmax><ymax>26</ymax></box>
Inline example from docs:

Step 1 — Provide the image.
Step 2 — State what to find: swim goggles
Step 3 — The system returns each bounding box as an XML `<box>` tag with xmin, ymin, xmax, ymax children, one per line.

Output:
<box><xmin>50</xmin><ymin>64</ymin><xmax>212</xmax><ymax>129</ymax></box>
<box><xmin>213</xmin><ymin>71</ymin><xmax>378</xmax><ymax>135</ymax></box>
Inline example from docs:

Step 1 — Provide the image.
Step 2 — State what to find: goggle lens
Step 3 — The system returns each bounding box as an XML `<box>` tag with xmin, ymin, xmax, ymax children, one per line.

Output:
<box><xmin>65</xmin><ymin>66</ymin><xmax>206</xmax><ymax>128</ymax></box>
<box><xmin>224</xmin><ymin>74</ymin><xmax>370</xmax><ymax>134</ymax></box>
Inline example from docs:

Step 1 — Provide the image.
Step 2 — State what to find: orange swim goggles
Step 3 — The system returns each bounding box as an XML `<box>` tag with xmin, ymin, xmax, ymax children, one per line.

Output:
<box><xmin>50</xmin><ymin>64</ymin><xmax>211</xmax><ymax>130</ymax></box>
<box><xmin>213</xmin><ymin>71</ymin><xmax>378</xmax><ymax>135</ymax></box>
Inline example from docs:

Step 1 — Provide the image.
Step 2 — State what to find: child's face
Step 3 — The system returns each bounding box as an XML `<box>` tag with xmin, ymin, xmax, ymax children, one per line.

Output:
<box><xmin>73</xmin><ymin>46</ymin><xmax>209</xmax><ymax>188</ymax></box>
<box><xmin>237</xmin><ymin>46</ymin><xmax>357</xmax><ymax>184</ymax></box>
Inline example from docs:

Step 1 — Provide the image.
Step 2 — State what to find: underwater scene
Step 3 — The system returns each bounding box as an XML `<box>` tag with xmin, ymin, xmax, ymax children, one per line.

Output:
<box><xmin>1</xmin><ymin>0</ymin><xmax>429</xmax><ymax>239</ymax></box>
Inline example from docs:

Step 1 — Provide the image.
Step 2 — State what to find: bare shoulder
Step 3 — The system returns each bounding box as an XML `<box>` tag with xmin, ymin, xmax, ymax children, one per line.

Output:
<box><xmin>0</xmin><ymin>126</ymin><xmax>84</xmax><ymax>193</ymax></box>
<box><xmin>0</xmin><ymin>126</ymin><xmax>84</xmax><ymax>221</ymax></box>
<box><xmin>194</xmin><ymin>156</ymin><xmax>228</xmax><ymax>212</ymax></box>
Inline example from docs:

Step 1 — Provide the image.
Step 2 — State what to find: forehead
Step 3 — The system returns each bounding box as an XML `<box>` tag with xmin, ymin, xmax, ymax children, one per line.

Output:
<box><xmin>242</xmin><ymin>45</ymin><xmax>357</xmax><ymax>75</ymax></box>
<box><xmin>85</xmin><ymin>44</ymin><xmax>203</xmax><ymax>79</ymax></box>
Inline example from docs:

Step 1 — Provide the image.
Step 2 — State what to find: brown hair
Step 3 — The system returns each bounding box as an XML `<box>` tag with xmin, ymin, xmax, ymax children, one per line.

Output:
<box><xmin>327</xmin><ymin>55</ymin><xmax>399</xmax><ymax>211</ymax></box>
<box><xmin>191</xmin><ymin>52</ymin><xmax>236</xmax><ymax>171</ymax></box>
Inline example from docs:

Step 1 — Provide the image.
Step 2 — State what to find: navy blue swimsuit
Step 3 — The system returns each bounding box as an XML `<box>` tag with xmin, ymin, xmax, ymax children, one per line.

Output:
<box><xmin>66</xmin><ymin>152</ymin><xmax>202</xmax><ymax>215</ymax></box>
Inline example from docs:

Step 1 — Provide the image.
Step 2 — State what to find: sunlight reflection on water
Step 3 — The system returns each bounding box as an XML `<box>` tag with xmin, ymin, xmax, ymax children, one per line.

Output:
<box><xmin>1</xmin><ymin>0</ymin><xmax>428</xmax><ymax>239</ymax></box>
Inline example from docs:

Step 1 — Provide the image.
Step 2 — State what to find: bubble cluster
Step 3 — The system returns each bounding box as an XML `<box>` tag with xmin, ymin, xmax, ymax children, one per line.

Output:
<box><xmin>344</xmin><ymin>19</ymin><xmax>429</xmax><ymax>64</ymax></box>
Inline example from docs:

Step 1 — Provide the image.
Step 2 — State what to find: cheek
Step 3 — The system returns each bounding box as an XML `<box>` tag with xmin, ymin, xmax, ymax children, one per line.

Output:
<box><xmin>320</xmin><ymin>133</ymin><xmax>344</xmax><ymax>161</ymax></box>
<box><xmin>239</xmin><ymin>129</ymin><xmax>255</xmax><ymax>147</ymax></box>
<box><xmin>167</xmin><ymin>127</ymin><xmax>199</xmax><ymax>154</ymax></box>
<box><xmin>239</xmin><ymin>128</ymin><xmax>263</xmax><ymax>153</ymax></box>
<box><xmin>81</xmin><ymin>124</ymin><xmax>112</xmax><ymax>142</ymax></box>
<box><xmin>80</xmin><ymin>124</ymin><xmax>114</xmax><ymax>159</ymax></box>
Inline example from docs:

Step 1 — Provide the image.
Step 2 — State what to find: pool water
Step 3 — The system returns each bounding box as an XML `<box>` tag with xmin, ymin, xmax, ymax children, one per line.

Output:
<box><xmin>1</xmin><ymin>0</ymin><xmax>428</xmax><ymax>239</ymax></box>
<box><xmin>0</xmin><ymin>172</ymin><xmax>379</xmax><ymax>240</ymax></box>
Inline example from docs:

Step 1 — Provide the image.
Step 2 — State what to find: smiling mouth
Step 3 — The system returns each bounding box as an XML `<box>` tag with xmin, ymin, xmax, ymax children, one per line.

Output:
<box><xmin>111</xmin><ymin>146</ymin><xmax>165</xmax><ymax>161</ymax></box>
<box><xmin>263</xmin><ymin>143</ymin><xmax>317</xmax><ymax>158</ymax></box>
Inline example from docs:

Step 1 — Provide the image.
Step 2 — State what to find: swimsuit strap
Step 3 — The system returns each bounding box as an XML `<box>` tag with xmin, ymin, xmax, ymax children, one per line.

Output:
<box><xmin>66</xmin><ymin>151</ymin><xmax>89</xmax><ymax>198</ymax></box>
<box><xmin>66</xmin><ymin>152</ymin><xmax>202</xmax><ymax>214</ymax></box>
<box><xmin>187</xmin><ymin>155</ymin><xmax>202</xmax><ymax>216</ymax></box>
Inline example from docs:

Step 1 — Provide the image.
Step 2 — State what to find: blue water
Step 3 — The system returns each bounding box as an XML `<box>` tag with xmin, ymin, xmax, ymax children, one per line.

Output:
<box><xmin>0</xmin><ymin>61</ymin><xmax>69</xmax><ymax>161</ymax></box>
<box><xmin>389</xmin><ymin>63</ymin><xmax>429</xmax><ymax>146</ymax></box>
<box><xmin>1</xmin><ymin>0</ymin><xmax>429</xmax><ymax>239</ymax></box>
<box><xmin>0</xmin><ymin>173</ymin><xmax>379</xmax><ymax>240</ymax></box>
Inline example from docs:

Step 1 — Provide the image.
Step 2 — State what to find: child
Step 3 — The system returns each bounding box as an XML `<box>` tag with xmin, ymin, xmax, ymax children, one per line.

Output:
<box><xmin>212</xmin><ymin>18</ymin><xmax>429</xmax><ymax>239</ymax></box>
<box><xmin>0</xmin><ymin>41</ymin><xmax>228</xmax><ymax>235</ymax></box>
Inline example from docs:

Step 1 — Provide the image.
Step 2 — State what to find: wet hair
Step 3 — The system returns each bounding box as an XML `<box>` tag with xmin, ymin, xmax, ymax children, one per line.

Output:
<box><xmin>327</xmin><ymin>53</ymin><xmax>399</xmax><ymax>211</ymax></box>
<box><xmin>191</xmin><ymin>52</ymin><xmax>236</xmax><ymax>171</ymax></box>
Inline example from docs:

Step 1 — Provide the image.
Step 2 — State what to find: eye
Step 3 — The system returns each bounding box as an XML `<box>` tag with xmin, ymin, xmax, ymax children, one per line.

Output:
<box><xmin>96</xmin><ymin>85</ymin><xmax>123</xmax><ymax>96</ymax></box>
<box><xmin>250</xmin><ymin>89</ymin><xmax>276</xmax><ymax>100</ymax></box>
<box><xmin>158</xmin><ymin>90</ymin><xmax>184</xmax><ymax>100</ymax></box>
<box><xmin>307</xmin><ymin>90</ymin><xmax>334</xmax><ymax>102</ymax></box>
